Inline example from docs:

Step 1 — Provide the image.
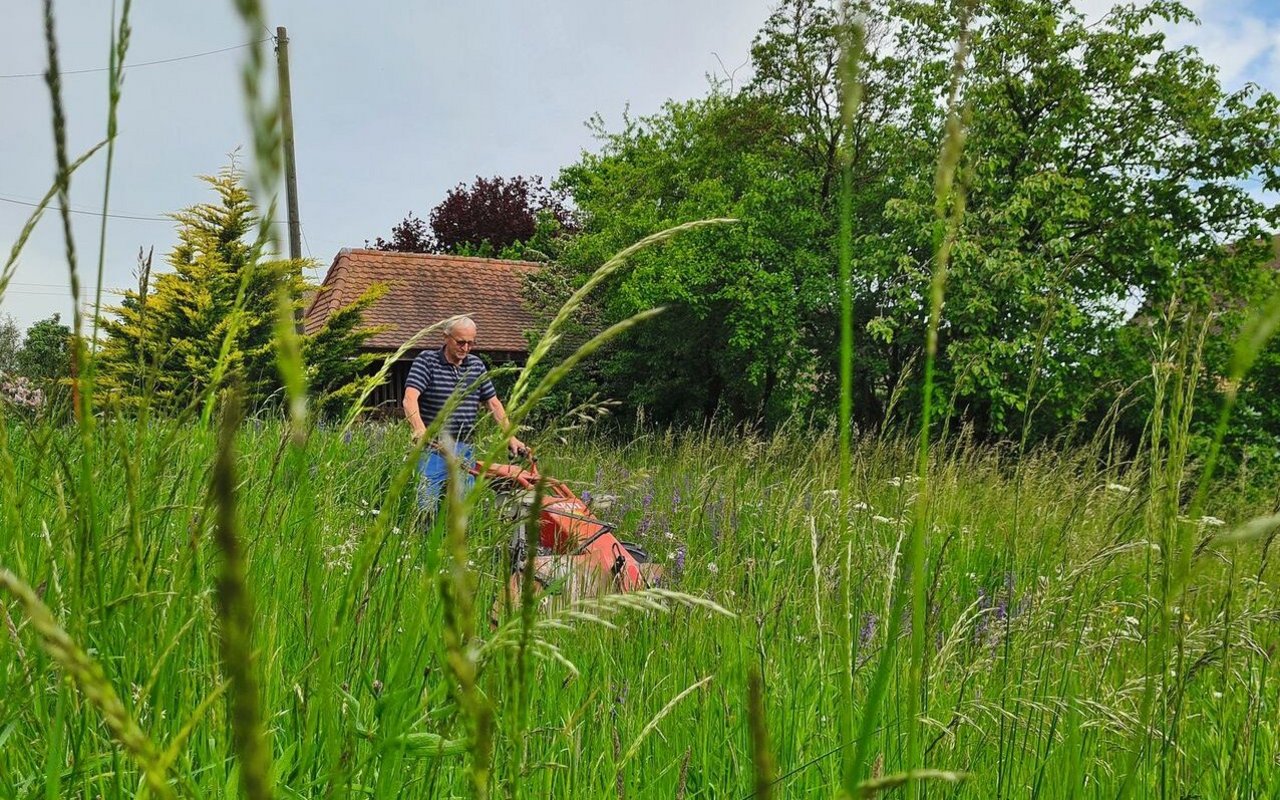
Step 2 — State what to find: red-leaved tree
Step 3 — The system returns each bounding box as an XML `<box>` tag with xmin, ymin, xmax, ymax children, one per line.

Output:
<box><xmin>367</xmin><ymin>212</ymin><xmax>433</xmax><ymax>253</ymax></box>
<box><xmin>370</xmin><ymin>176</ymin><xmax>576</xmax><ymax>256</ymax></box>
<box><xmin>431</xmin><ymin>175</ymin><xmax>575</xmax><ymax>254</ymax></box>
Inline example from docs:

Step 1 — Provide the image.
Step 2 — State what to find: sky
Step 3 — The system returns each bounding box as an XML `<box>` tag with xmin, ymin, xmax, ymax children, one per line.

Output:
<box><xmin>2</xmin><ymin>0</ymin><xmax>1278</xmax><ymax>332</ymax></box>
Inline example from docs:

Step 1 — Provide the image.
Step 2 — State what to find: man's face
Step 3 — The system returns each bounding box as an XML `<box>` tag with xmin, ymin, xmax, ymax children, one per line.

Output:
<box><xmin>444</xmin><ymin>323</ymin><xmax>477</xmax><ymax>363</ymax></box>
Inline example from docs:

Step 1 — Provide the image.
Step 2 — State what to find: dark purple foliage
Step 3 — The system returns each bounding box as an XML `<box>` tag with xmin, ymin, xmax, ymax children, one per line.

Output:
<box><xmin>431</xmin><ymin>175</ymin><xmax>576</xmax><ymax>253</ymax></box>
<box><xmin>368</xmin><ymin>212</ymin><xmax>433</xmax><ymax>253</ymax></box>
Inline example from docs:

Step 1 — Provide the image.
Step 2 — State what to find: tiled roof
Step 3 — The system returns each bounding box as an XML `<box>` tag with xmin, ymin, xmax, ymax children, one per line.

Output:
<box><xmin>304</xmin><ymin>249</ymin><xmax>542</xmax><ymax>353</ymax></box>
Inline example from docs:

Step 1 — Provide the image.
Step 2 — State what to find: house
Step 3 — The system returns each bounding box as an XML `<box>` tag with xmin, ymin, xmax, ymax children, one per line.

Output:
<box><xmin>303</xmin><ymin>248</ymin><xmax>542</xmax><ymax>408</ymax></box>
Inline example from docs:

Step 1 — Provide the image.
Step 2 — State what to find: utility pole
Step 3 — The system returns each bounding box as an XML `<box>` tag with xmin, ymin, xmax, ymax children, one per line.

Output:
<box><xmin>275</xmin><ymin>26</ymin><xmax>305</xmax><ymax>331</ymax></box>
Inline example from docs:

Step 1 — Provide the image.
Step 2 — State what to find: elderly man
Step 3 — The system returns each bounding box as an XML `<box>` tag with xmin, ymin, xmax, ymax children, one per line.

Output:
<box><xmin>403</xmin><ymin>316</ymin><xmax>526</xmax><ymax>512</ymax></box>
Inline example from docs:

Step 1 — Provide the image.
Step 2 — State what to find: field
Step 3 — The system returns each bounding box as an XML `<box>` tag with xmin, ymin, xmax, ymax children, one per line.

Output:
<box><xmin>1</xmin><ymin>418</ymin><xmax>1276</xmax><ymax>798</ymax></box>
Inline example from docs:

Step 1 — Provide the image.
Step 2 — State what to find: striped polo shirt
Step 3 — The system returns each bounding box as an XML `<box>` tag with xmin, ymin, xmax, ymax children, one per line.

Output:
<box><xmin>405</xmin><ymin>348</ymin><xmax>497</xmax><ymax>443</ymax></box>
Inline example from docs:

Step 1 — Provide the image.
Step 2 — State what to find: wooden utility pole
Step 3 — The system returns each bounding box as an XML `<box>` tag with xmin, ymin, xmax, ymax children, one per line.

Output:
<box><xmin>276</xmin><ymin>27</ymin><xmax>303</xmax><ymax>263</ymax></box>
<box><xmin>275</xmin><ymin>26</ymin><xmax>304</xmax><ymax>331</ymax></box>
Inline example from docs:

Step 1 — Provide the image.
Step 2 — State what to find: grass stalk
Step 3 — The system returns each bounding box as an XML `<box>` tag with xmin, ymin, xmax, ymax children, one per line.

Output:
<box><xmin>211</xmin><ymin>388</ymin><xmax>274</xmax><ymax>800</ymax></box>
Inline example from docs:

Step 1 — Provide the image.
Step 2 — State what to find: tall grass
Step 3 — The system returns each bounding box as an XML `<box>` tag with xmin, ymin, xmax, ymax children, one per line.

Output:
<box><xmin>2</xmin><ymin>422</ymin><xmax>1276</xmax><ymax>796</ymax></box>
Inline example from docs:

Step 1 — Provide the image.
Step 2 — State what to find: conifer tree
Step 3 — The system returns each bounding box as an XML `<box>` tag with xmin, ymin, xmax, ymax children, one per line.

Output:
<box><xmin>99</xmin><ymin>164</ymin><xmax>381</xmax><ymax>415</ymax></box>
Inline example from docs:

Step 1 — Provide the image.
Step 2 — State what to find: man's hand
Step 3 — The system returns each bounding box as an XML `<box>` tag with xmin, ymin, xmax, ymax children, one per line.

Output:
<box><xmin>508</xmin><ymin>437</ymin><xmax>529</xmax><ymax>459</ymax></box>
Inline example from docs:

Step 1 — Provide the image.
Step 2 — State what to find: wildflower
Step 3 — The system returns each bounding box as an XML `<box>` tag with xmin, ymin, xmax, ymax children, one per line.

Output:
<box><xmin>851</xmin><ymin>501</ymin><xmax>869</xmax><ymax>511</ymax></box>
<box><xmin>1212</xmin><ymin>691</ymin><xmax>1224</xmax><ymax>700</ymax></box>
<box><xmin>673</xmin><ymin>546</ymin><xmax>686</xmax><ymax>574</ymax></box>
<box><xmin>581</xmin><ymin>490</ymin><xmax>593</xmax><ymax>505</ymax></box>
<box><xmin>859</xmin><ymin>613</ymin><xmax>877</xmax><ymax>647</ymax></box>
<box><xmin>0</xmin><ymin>376</ymin><xmax>45</xmax><ymax>410</ymax></box>
<box><xmin>664</xmin><ymin>531</ymin><xmax>674</xmax><ymax>540</ymax></box>
<box><xmin>707</xmin><ymin>562</ymin><xmax>719</xmax><ymax>575</ymax></box>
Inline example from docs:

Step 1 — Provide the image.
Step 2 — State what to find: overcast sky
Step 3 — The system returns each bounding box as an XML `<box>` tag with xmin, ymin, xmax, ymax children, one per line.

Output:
<box><xmin>2</xmin><ymin>0</ymin><xmax>1277</xmax><ymax>331</ymax></box>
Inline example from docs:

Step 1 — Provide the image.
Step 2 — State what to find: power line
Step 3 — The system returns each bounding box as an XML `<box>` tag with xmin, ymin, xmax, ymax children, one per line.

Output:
<box><xmin>0</xmin><ymin>194</ymin><xmax>169</xmax><ymax>222</ymax></box>
<box><xmin>0</xmin><ymin>195</ymin><xmax>292</xmax><ymax>225</ymax></box>
<box><xmin>0</xmin><ymin>38</ymin><xmax>271</xmax><ymax>80</ymax></box>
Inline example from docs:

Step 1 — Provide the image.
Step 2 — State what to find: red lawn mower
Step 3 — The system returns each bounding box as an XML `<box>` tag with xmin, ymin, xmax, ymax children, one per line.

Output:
<box><xmin>471</xmin><ymin>453</ymin><xmax>661</xmax><ymax>611</ymax></box>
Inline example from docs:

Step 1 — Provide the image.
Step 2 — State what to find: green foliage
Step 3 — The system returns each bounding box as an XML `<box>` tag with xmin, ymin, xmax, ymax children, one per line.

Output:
<box><xmin>542</xmin><ymin>92</ymin><xmax>829</xmax><ymax>424</ymax></box>
<box><xmin>17</xmin><ymin>313</ymin><xmax>71</xmax><ymax>382</ymax></box>
<box><xmin>541</xmin><ymin>0</ymin><xmax>1280</xmax><ymax>445</ymax></box>
<box><xmin>303</xmin><ymin>283</ymin><xmax>388</xmax><ymax>419</ymax></box>
<box><xmin>97</xmin><ymin>165</ymin><xmax>379</xmax><ymax>416</ymax></box>
<box><xmin>0</xmin><ymin>314</ymin><xmax>21</xmax><ymax>376</ymax></box>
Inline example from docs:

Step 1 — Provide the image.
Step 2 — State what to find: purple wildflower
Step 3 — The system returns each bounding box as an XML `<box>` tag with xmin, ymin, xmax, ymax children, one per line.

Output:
<box><xmin>973</xmin><ymin>588</ymin><xmax>992</xmax><ymax>644</ymax></box>
<box><xmin>673</xmin><ymin>546</ymin><xmax>686</xmax><ymax>574</ymax></box>
<box><xmin>859</xmin><ymin>613</ymin><xmax>878</xmax><ymax>647</ymax></box>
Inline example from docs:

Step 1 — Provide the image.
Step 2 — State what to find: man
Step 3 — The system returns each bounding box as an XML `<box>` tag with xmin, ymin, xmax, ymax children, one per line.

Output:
<box><xmin>403</xmin><ymin>316</ymin><xmax>526</xmax><ymax>512</ymax></box>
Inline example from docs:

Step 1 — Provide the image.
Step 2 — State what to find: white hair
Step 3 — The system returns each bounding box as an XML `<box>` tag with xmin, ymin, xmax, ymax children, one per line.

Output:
<box><xmin>444</xmin><ymin>316</ymin><xmax>476</xmax><ymax>336</ymax></box>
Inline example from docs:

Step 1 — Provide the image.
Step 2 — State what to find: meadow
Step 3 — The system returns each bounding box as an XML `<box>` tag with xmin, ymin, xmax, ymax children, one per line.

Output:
<box><xmin>1</xmin><ymin>416</ymin><xmax>1276</xmax><ymax>797</ymax></box>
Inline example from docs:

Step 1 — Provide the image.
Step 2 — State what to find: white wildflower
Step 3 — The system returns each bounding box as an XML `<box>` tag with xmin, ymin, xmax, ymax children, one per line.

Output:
<box><xmin>707</xmin><ymin>562</ymin><xmax>719</xmax><ymax>575</ymax></box>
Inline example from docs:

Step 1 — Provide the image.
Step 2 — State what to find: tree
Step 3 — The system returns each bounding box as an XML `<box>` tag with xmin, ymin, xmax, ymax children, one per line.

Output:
<box><xmin>368</xmin><ymin>212</ymin><xmax>433</xmax><ymax>253</ymax></box>
<box><xmin>856</xmin><ymin>0</ymin><xmax>1280</xmax><ymax>437</ymax></box>
<box><xmin>17</xmin><ymin>314</ymin><xmax>71</xmax><ymax>382</ymax></box>
<box><xmin>372</xmin><ymin>176</ymin><xmax>577</xmax><ymax>259</ymax></box>
<box><xmin>432</xmin><ymin>175</ymin><xmax>575</xmax><ymax>256</ymax></box>
<box><xmin>543</xmin><ymin>93</ymin><xmax>829</xmax><ymax>425</ymax></box>
<box><xmin>0</xmin><ymin>315</ymin><xmax>20</xmax><ymax>377</ymax></box>
<box><xmin>99</xmin><ymin>165</ymin><xmax>380</xmax><ymax>414</ymax></box>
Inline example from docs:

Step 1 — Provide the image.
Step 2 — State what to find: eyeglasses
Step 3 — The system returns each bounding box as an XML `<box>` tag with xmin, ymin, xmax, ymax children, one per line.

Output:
<box><xmin>449</xmin><ymin>335</ymin><xmax>475</xmax><ymax>348</ymax></box>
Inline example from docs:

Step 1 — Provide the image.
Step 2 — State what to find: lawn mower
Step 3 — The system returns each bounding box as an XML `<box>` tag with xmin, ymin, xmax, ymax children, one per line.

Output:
<box><xmin>471</xmin><ymin>452</ymin><xmax>661</xmax><ymax>614</ymax></box>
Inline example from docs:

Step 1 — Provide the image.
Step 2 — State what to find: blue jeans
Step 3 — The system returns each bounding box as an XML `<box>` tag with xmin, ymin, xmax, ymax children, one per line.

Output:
<box><xmin>417</xmin><ymin>442</ymin><xmax>475</xmax><ymax>512</ymax></box>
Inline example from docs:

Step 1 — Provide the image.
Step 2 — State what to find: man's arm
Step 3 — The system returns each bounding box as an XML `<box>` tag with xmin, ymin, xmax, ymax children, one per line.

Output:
<box><xmin>403</xmin><ymin>387</ymin><xmax>427</xmax><ymax>441</ymax></box>
<box><xmin>486</xmin><ymin>395</ymin><xmax>526</xmax><ymax>455</ymax></box>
